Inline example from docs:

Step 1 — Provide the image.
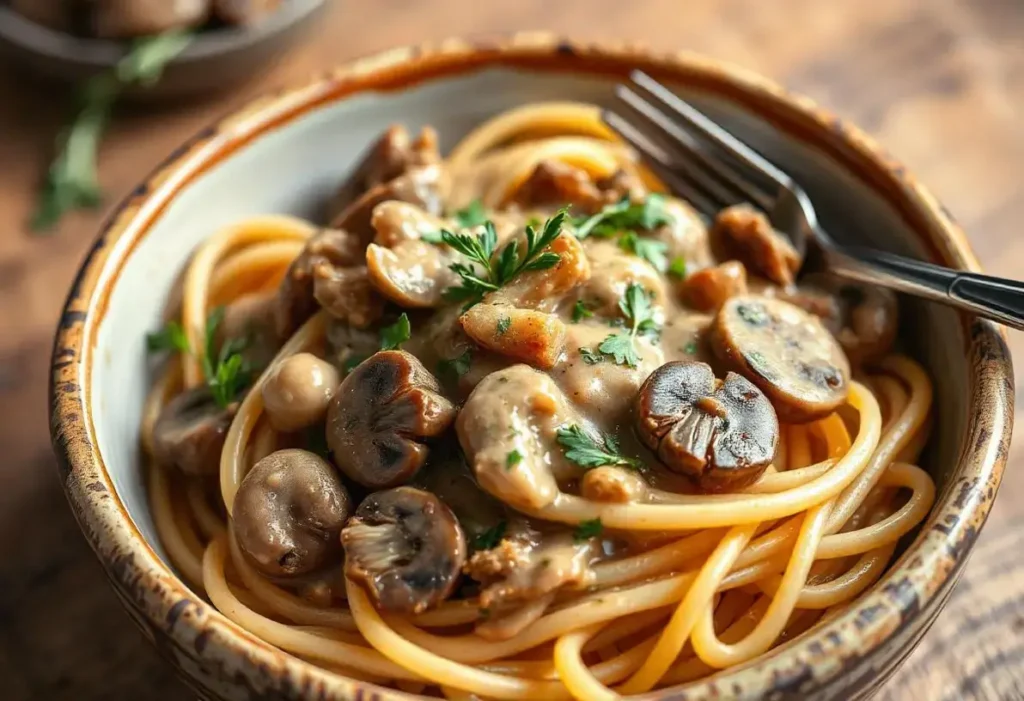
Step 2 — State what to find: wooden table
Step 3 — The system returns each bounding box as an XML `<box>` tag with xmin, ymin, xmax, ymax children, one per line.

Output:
<box><xmin>1</xmin><ymin>1</ymin><xmax>1021</xmax><ymax>698</ymax></box>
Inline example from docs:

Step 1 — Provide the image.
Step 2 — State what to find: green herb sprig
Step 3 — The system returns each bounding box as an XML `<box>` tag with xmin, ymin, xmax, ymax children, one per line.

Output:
<box><xmin>441</xmin><ymin>209</ymin><xmax>567</xmax><ymax>307</ymax></box>
<box><xmin>573</xmin><ymin>194</ymin><xmax>673</xmax><ymax>240</ymax></box>
<box><xmin>573</xmin><ymin>518</ymin><xmax>604</xmax><ymax>543</ymax></box>
<box><xmin>556</xmin><ymin>424</ymin><xmax>642</xmax><ymax>470</ymax></box>
<box><xmin>474</xmin><ymin>521</ymin><xmax>507</xmax><ymax>551</ymax></box>
<box><xmin>596</xmin><ymin>283</ymin><xmax>660</xmax><ymax>367</ymax></box>
<box><xmin>380</xmin><ymin>313</ymin><xmax>411</xmax><ymax>350</ymax></box>
<box><xmin>32</xmin><ymin>31</ymin><xmax>193</xmax><ymax>232</ymax></box>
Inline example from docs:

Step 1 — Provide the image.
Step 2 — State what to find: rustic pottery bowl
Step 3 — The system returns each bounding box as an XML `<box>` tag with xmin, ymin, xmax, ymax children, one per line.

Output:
<box><xmin>49</xmin><ymin>34</ymin><xmax>1014</xmax><ymax>701</ymax></box>
<box><xmin>0</xmin><ymin>0</ymin><xmax>326</xmax><ymax>99</ymax></box>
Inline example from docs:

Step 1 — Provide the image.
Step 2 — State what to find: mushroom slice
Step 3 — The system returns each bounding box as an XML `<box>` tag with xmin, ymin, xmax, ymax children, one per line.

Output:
<box><xmin>636</xmin><ymin>361</ymin><xmax>779</xmax><ymax>492</ymax></box>
<box><xmin>342</xmin><ymin>486</ymin><xmax>466</xmax><ymax>614</ymax></box>
<box><xmin>460</xmin><ymin>304</ymin><xmax>566</xmax><ymax>370</ymax></box>
<box><xmin>233</xmin><ymin>449</ymin><xmax>350</xmax><ymax>577</ymax></box>
<box><xmin>326</xmin><ymin>351</ymin><xmax>456</xmax><ymax>488</ymax></box>
<box><xmin>680</xmin><ymin>261</ymin><xmax>748</xmax><ymax>312</ymax></box>
<box><xmin>366</xmin><ymin>240</ymin><xmax>460</xmax><ymax>308</ymax></box>
<box><xmin>711</xmin><ymin>295</ymin><xmax>851</xmax><ymax>422</ymax></box>
<box><xmin>712</xmin><ymin>204</ymin><xmax>801</xmax><ymax>287</ymax></box>
<box><xmin>152</xmin><ymin>388</ymin><xmax>237</xmax><ymax>476</ymax></box>
<box><xmin>782</xmin><ymin>274</ymin><xmax>898</xmax><ymax>366</ymax></box>
<box><xmin>371</xmin><ymin>200</ymin><xmax>448</xmax><ymax>248</ymax></box>
<box><xmin>457</xmin><ymin>365</ymin><xmax>582</xmax><ymax>511</ymax></box>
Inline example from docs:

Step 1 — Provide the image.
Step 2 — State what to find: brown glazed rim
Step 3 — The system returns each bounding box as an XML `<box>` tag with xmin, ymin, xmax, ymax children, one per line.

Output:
<box><xmin>50</xmin><ymin>33</ymin><xmax>1014</xmax><ymax>700</ymax></box>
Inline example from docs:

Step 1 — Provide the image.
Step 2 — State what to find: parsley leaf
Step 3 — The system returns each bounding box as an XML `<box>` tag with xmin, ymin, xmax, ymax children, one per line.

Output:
<box><xmin>573</xmin><ymin>194</ymin><xmax>674</xmax><ymax>240</ymax></box>
<box><xmin>442</xmin><ymin>209</ymin><xmax>568</xmax><ymax>307</ymax></box>
<box><xmin>496</xmin><ymin>316</ymin><xmax>511</xmax><ymax>336</ymax></box>
<box><xmin>146</xmin><ymin>320</ymin><xmax>189</xmax><ymax>354</ymax></box>
<box><xmin>421</xmin><ymin>230</ymin><xmax>445</xmax><ymax>244</ymax></box>
<box><xmin>618</xmin><ymin>231</ymin><xmax>668</xmax><ymax>272</ymax></box>
<box><xmin>579</xmin><ymin>347</ymin><xmax>604</xmax><ymax>365</ymax></box>
<box><xmin>474</xmin><ymin>521</ymin><xmax>507</xmax><ymax>550</ymax></box>
<box><xmin>556</xmin><ymin>424</ymin><xmax>643</xmax><ymax>470</ymax></box>
<box><xmin>668</xmin><ymin>256</ymin><xmax>687</xmax><ymax>279</ymax></box>
<box><xmin>506</xmin><ymin>450</ymin><xmax>522</xmax><ymax>469</ymax></box>
<box><xmin>454</xmin><ymin>199</ymin><xmax>488</xmax><ymax>228</ymax></box>
<box><xmin>202</xmin><ymin>307</ymin><xmax>250</xmax><ymax>409</ymax></box>
<box><xmin>595</xmin><ymin>283</ymin><xmax>660</xmax><ymax>367</ymax></box>
<box><xmin>380</xmin><ymin>313</ymin><xmax>411</xmax><ymax>351</ymax></box>
<box><xmin>438</xmin><ymin>350</ymin><xmax>473</xmax><ymax>381</ymax></box>
<box><xmin>573</xmin><ymin>518</ymin><xmax>604</xmax><ymax>543</ymax></box>
<box><xmin>572</xmin><ymin>300</ymin><xmax>594</xmax><ymax>323</ymax></box>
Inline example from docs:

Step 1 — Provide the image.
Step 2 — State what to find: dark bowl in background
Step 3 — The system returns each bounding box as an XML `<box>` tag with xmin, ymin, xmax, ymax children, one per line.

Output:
<box><xmin>0</xmin><ymin>0</ymin><xmax>327</xmax><ymax>99</ymax></box>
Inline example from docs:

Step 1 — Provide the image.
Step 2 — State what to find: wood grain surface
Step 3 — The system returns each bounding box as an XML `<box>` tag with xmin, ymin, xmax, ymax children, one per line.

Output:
<box><xmin>1</xmin><ymin>1</ymin><xmax>1022</xmax><ymax>699</ymax></box>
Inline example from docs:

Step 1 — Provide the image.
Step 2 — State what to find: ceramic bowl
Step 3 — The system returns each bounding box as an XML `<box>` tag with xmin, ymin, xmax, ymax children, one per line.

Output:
<box><xmin>0</xmin><ymin>1</ymin><xmax>326</xmax><ymax>99</ymax></box>
<box><xmin>49</xmin><ymin>34</ymin><xmax>1014</xmax><ymax>701</ymax></box>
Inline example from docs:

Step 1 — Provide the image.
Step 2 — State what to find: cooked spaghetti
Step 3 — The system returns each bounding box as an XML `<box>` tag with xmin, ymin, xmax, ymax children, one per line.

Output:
<box><xmin>142</xmin><ymin>102</ymin><xmax>935</xmax><ymax>700</ymax></box>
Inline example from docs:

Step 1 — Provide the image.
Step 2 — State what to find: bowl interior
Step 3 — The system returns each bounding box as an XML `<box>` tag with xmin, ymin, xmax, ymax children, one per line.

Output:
<box><xmin>90</xmin><ymin>65</ymin><xmax>967</xmax><ymax>564</ymax></box>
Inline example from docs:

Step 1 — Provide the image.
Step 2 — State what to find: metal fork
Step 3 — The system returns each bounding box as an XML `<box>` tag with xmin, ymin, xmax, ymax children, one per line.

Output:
<box><xmin>603</xmin><ymin>70</ymin><xmax>1024</xmax><ymax>331</ymax></box>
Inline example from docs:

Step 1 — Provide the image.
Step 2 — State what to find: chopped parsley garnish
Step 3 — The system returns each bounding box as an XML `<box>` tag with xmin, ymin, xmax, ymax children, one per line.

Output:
<box><xmin>573</xmin><ymin>518</ymin><xmax>604</xmax><ymax>543</ymax></box>
<box><xmin>596</xmin><ymin>283</ymin><xmax>660</xmax><ymax>367</ymax></box>
<box><xmin>474</xmin><ymin>521</ymin><xmax>507</xmax><ymax>550</ymax></box>
<box><xmin>146</xmin><ymin>319</ymin><xmax>189</xmax><ymax>354</ymax></box>
<box><xmin>556</xmin><ymin>424</ymin><xmax>642</xmax><ymax>470</ymax></box>
<box><xmin>454</xmin><ymin>199</ymin><xmax>489</xmax><ymax>228</ymax></box>
<box><xmin>668</xmin><ymin>256</ymin><xmax>687</xmax><ymax>279</ymax></box>
<box><xmin>496</xmin><ymin>316</ymin><xmax>511</xmax><ymax>336</ymax></box>
<box><xmin>737</xmin><ymin>303</ymin><xmax>768</xmax><ymax>326</ymax></box>
<box><xmin>438</xmin><ymin>350</ymin><xmax>473</xmax><ymax>380</ymax></box>
<box><xmin>421</xmin><ymin>230</ymin><xmax>445</xmax><ymax>244</ymax></box>
<box><xmin>573</xmin><ymin>194</ymin><xmax>673</xmax><ymax>240</ymax></box>
<box><xmin>572</xmin><ymin>300</ymin><xmax>594</xmax><ymax>323</ymax></box>
<box><xmin>202</xmin><ymin>307</ymin><xmax>249</xmax><ymax>409</ymax></box>
<box><xmin>684</xmin><ymin>340</ymin><xmax>699</xmax><ymax>355</ymax></box>
<box><xmin>379</xmin><ymin>313</ymin><xmax>411</xmax><ymax>350</ymax></box>
<box><xmin>506</xmin><ymin>449</ymin><xmax>522</xmax><ymax>469</ymax></box>
<box><xmin>579</xmin><ymin>347</ymin><xmax>604</xmax><ymax>365</ymax></box>
<box><xmin>618</xmin><ymin>231</ymin><xmax>668</xmax><ymax>272</ymax></box>
<box><xmin>441</xmin><ymin>209</ymin><xmax>567</xmax><ymax>307</ymax></box>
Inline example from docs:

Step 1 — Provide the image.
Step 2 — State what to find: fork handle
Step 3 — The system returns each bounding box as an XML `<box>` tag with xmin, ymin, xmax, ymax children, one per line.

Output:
<box><xmin>824</xmin><ymin>245</ymin><xmax>1024</xmax><ymax>331</ymax></box>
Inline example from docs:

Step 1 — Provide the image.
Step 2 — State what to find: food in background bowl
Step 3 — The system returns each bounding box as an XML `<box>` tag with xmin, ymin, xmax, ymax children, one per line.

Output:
<box><xmin>10</xmin><ymin>0</ymin><xmax>284</xmax><ymax>38</ymax></box>
<box><xmin>141</xmin><ymin>103</ymin><xmax>937</xmax><ymax>698</ymax></box>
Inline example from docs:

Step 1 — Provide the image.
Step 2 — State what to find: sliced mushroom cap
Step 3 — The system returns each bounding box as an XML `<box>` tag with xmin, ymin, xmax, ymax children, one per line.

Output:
<box><xmin>262</xmin><ymin>353</ymin><xmax>341</xmax><ymax>433</ymax></box>
<box><xmin>92</xmin><ymin>0</ymin><xmax>209</xmax><ymax>38</ymax></box>
<box><xmin>152</xmin><ymin>388</ymin><xmax>237</xmax><ymax>476</ymax></box>
<box><xmin>635</xmin><ymin>361</ymin><xmax>779</xmax><ymax>492</ymax></box>
<box><xmin>460</xmin><ymin>304</ymin><xmax>566</xmax><ymax>370</ymax></box>
<box><xmin>782</xmin><ymin>274</ymin><xmax>898</xmax><ymax>366</ymax></box>
<box><xmin>680</xmin><ymin>261</ymin><xmax>748</xmax><ymax>312</ymax></box>
<box><xmin>711</xmin><ymin>204</ymin><xmax>801</xmax><ymax>287</ymax></box>
<box><xmin>711</xmin><ymin>295</ymin><xmax>850</xmax><ymax>422</ymax></box>
<box><xmin>366</xmin><ymin>240</ymin><xmax>460</xmax><ymax>308</ymax></box>
<box><xmin>342</xmin><ymin>486</ymin><xmax>466</xmax><ymax>614</ymax></box>
<box><xmin>233</xmin><ymin>449</ymin><xmax>351</xmax><ymax>577</ymax></box>
<box><xmin>326</xmin><ymin>351</ymin><xmax>456</xmax><ymax>488</ymax></box>
<box><xmin>329</xmin><ymin>164</ymin><xmax>449</xmax><ymax>243</ymax></box>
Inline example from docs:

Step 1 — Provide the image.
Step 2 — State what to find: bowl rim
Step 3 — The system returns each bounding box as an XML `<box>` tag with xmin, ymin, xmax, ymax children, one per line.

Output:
<box><xmin>49</xmin><ymin>32</ymin><xmax>1014</xmax><ymax>700</ymax></box>
<box><xmin>0</xmin><ymin>0</ymin><xmax>326</xmax><ymax>69</ymax></box>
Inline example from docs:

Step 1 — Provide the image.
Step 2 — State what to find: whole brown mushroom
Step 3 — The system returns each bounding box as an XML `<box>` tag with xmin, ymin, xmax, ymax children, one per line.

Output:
<box><xmin>342</xmin><ymin>486</ymin><xmax>466</xmax><ymax>614</ymax></box>
<box><xmin>327</xmin><ymin>350</ymin><xmax>457</xmax><ymax>488</ymax></box>
<box><xmin>233</xmin><ymin>449</ymin><xmax>351</xmax><ymax>577</ymax></box>
<box><xmin>261</xmin><ymin>352</ymin><xmax>341</xmax><ymax>433</ymax></box>
<box><xmin>152</xmin><ymin>387</ymin><xmax>237</xmax><ymax>476</ymax></box>
<box><xmin>636</xmin><ymin>360</ymin><xmax>779</xmax><ymax>492</ymax></box>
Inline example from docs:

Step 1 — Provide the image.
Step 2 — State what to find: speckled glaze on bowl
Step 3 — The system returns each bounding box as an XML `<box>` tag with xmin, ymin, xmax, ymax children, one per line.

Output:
<box><xmin>0</xmin><ymin>1</ymin><xmax>326</xmax><ymax>99</ymax></box>
<box><xmin>49</xmin><ymin>33</ymin><xmax>1013</xmax><ymax>701</ymax></box>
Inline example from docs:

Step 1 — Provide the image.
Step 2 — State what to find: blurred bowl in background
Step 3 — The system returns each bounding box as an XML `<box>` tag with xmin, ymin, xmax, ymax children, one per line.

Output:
<box><xmin>0</xmin><ymin>0</ymin><xmax>327</xmax><ymax>99</ymax></box>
